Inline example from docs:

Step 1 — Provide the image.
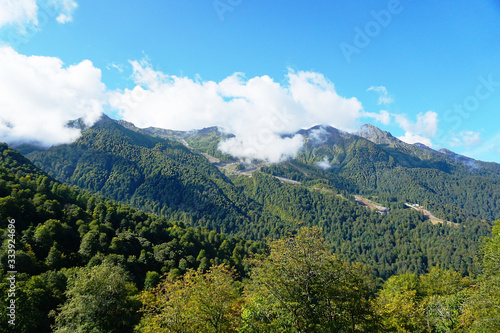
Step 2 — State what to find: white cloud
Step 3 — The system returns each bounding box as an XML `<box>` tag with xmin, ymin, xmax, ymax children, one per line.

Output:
<box><xmin>461</xmin><ymin>131</ymin><xmax>482</xmax><ymax>148</ymax></box>
<box><xmin>362</xmin><ymin>110</ymin><xmax>391</xmax><ymax>125</ymax></box>
<box><xmin>395</xmin><ymin>111</ymin><xmax>438</xmax><ymax>137</ymax></box>
<box><xmin>398</xmin><ymin>133</ymin><xmax>433</xmax><ymax>147</ymax></box>
<box><xmin>287</xmin><ymin>71</ymin><xmax>363</xmax><ymax>131</ymax></box>
<box><xmin>0</xmin><ymin>0</ymin><xmax>77</xmax><ymax>31</ymax></box>
<box><xmin>107</xmin><ymin>62</ymin><xmax>124</xmax><ymax>73</ymax></box>
<box><xmin>54</xmin><ymin>0</ymin><xmax>77</xmax><ymax>23</ymax></box>
<box><xmin>219</xmin><ymin>134</ymin><xmax>304</xmax><ymax>164</ymax></box>
<box><xmin>55</xmin><ymin>13</ymin><xmax>70</xmax><ymax>23</ymax></box>
<box><xmin>367</xmin><ymin>86</ymin><xmax>394</xmax><ymax>105</ymax></box>
<box><xmin>0</xmin><ymin>0</ymin><xmax>38</xmax><ymax>29</ymax></box>
<box><xmin>0</xmin><ymin>46</ymin><xmax>105</xmax><ymax>147</ymax></box>
<box><xmin>316</xmin><ymin>156</ymin><xmax>331</xmax><ymax>170</ymax></box>
<box><xmin>449</xmin><ymin>130</ymin><xmax>482</xmax><ymax>149</ymax></box>
<box><xmin>395</xmin><ymin>111</ymin><xmax>438</xmax><ymax>147</ymax></box>
<box><xmin>110</xmin><ymin>61</ymin><xmax>364</xmax><ymax>163</ymax></box>
<box><xmin>309</xmin><ymin>127</ymin><xmax>330</xmax><ymax>145</ymax></box>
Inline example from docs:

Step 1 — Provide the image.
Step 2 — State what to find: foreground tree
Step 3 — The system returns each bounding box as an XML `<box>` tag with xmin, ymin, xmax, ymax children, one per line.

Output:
<box><xmin>137</xmin><ymin>264</ymin><xmax>242</xmax><ymax>333</ymax></box>
<box><xmin>460</xmin><ymin>220</ymin><xmax>500</xmax><ymax>331</ymax></box>
<box><xmin>375</xmin><ymin>267</ymin><xmax>473</xmax><ymax>332</ymax></box>
<box><xmin>375</xmin><ymin>273</ymin><xmax>426</xmax><ymax>332</ymax></box>
<box><xmin>420</xmin><ymin>266</ymin><xmax>472</xmax><ymax>332</ymax></box>
<box><xmin>53</xmin><ymin>262</ymin><xmax>140</xmax><ymax>333</ymax></box>
<box><xmin>242</xmin><ymin>227</ymin><xmax>378</xmax><ymax>332</ymax></box>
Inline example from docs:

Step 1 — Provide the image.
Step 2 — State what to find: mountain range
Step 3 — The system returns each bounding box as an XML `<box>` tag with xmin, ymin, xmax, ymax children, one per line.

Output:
<box><xmin>14</xmin><ymin>115</ymin><xmax>498</xmax><ymax>278</ymax></box>
<box><xmin>112</xmin><ymin>116</ymin><xmax>499</xmax><ymax>222</ymax></box>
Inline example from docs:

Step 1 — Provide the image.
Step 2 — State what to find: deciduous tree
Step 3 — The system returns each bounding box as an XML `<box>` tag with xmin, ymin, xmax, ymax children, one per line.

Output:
<box><xmin>243</xmin><ymin>227</ymin><xmax>377</xmax><ymax>332</ymax></box>
<box><xmin>138</xmin><ymin>264</ymin><xmax>242</xmax><ymax>333</ymax></box>
<box><xmin>53</xmin><ymin>262</ymin><xmax>140</xmax><ymax>333</ymax></box>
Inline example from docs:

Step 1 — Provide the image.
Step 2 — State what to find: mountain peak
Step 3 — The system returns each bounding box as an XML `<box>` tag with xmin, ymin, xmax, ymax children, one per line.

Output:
<box><xmin>92</xmin><ymin>113</ymin><xmax>116</xmax><ymax>127</ymax></box>
<box><xmin>194</xmin><ymin>126</ymin><xmax>223</xmax><ymax>136</ymax></box>
<box><xmin>296</xmin><ymin>124</ymin><xmax>340</xmax><ymax>136</ymax></box>
<box><xmin>355</xmin><ymin>124</ymin><xmax>395</xmax><ymax>145</ymax></box>
<box><xmin>413</xmin><ymin>142</ymin><xmax>434</xmax><ymax>151</ymax></box>
<box><xmin>292</xmin><ymin>125</ymin><xmax>347</xmax><ymax>147</ymax></box>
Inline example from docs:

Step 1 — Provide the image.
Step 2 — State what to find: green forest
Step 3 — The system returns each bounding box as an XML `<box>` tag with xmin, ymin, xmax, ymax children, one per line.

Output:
<box><xmin>1</xmin><ymin>118</ymin><xmax>499</xmax><ymax>332</ymax></box>
<box><xmin>23</xmin><ymin>120</ymin><xmax>494</xmax><ymax>279</ymax></box>
<box><xmin>0</xmin><ymin>144</ymin><xmax>262</xmax><ymax>332</ymax></box>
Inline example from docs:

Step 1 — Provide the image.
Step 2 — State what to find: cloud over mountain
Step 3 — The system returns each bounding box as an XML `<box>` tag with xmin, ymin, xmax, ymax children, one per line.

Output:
<box><xmin>395</xmin><ymin>111</ymin><xmax>438</xmax><ymax>147</ymax></box>
<box><xmin>0</xmin><ymin>48</ymin><xmax>443</xmax><ymax>161</ymax></box>
<box><xmin>0</xmin><ymin>46</ymin><xmax>105</xmax><ymax>146</ymax></box>
<box><xmin>110</xmin><ymin>61</ymin><xmax>365</xmax><ymax>162</ymax></box>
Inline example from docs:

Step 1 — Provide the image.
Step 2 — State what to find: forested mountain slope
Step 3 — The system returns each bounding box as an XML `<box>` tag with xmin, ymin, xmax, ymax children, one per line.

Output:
<box><xmin>117</xmin><ymin>120</ymin><xmax>500</xmax><ymax>222</ymax></box>
<box><xmin>2</xmin><ymin>142</ymin><xmax>500</xmax><ymax>331</ymax></box>
<box><xmin>118</xmin><ymin>120</ymin><xmax>234</xmax><ymax>162</ymax></box>
<box><xmin>19</xmin><ymin>118</ymin><xmax>495</xmax><ymax>279</ymax></box>
<box><xmin>0</xmin><ymin>143</ymin><xmax>261</xmax><ymax>332</ymax></box>
<box><xmin>266</xmin><ymin>124</ymin><xmax>500</xmax><ymax>222</ymax></box>
<box><xmin>233</xmin><ymin>171</ymin><xmax>490</xmax><ymax>277</ymax></box>
<box><xmin>24</xmin><ymin>115</ymin><xmax>256</xmax><ymax>234</ymax></box>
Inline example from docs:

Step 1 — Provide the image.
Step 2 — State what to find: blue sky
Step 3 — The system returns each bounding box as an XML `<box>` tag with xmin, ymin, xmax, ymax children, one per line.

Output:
<box><xmin>0</xmin><ymin>0</ymin><xmax>499</xmax><ymax>162</ymax></box>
